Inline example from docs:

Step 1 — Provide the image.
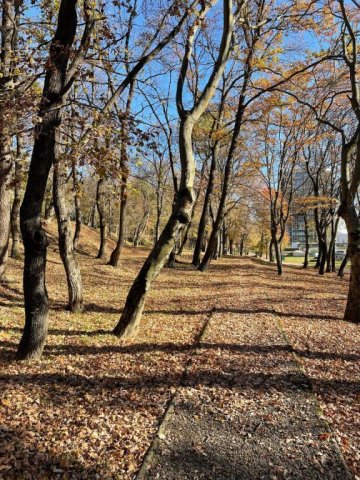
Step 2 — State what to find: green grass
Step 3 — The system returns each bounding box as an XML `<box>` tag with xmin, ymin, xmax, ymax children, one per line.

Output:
<box><xmin>283</xmin><ymin>256</ymin><xmax>343</xmax><ymax>268</ymax></box>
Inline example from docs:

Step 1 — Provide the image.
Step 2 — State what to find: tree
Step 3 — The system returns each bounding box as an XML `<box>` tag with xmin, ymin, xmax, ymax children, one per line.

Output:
<box><xmin>113</xmin><ymin>0</ymin><xmax>234</xmax><ymax>337</ymax></box>
<box><xmin>17</xmin><ymin>0</ymin><xmax>94</xmax><ymax>360</ymax></box>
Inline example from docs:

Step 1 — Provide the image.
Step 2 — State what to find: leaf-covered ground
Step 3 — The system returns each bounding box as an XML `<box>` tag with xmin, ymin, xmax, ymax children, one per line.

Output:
<box><xmin>0</xmin><ymin>224</ymin><xmax>359</xmax><ymax>479</ymax></box>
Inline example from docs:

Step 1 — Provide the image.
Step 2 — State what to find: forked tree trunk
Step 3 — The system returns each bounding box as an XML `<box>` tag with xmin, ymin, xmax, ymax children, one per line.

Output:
<box><xmin>53</xmin><ymin>162</ymin><xmax>84</xmax><ymax>312</ymax></box>
<box><xmin>113</xmin><ymin>0</ymin><xmax>233</xmax><ymax>338</ymax></box>
<box><xmin>17</xmin><ymin>0</ymin><xmax>78</xmax><ymax>360</ymax></box>
<box><xmin>96</xmin><ymin>177</ymin><xmax>107</xmax><ymax>259</ymax></box>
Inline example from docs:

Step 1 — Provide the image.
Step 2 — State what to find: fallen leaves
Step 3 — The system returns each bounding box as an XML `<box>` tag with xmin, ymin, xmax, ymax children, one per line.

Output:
<box><xmin>0</xmin><ymin>225</ymin><xmax>359</xmax><ymax>478</ymax></box>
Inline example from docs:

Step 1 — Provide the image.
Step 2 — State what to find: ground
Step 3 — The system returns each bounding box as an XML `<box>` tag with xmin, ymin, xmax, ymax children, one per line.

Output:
<box><xmin>0</xmin><ymin>223</ymin><xmax>359</xmax><ymax>479</ymax></box>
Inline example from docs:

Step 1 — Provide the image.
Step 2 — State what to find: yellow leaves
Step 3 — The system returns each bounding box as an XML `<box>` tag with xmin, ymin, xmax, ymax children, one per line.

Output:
<box><xmin>1</xmin><ymin>398</ymin><xmax>12</xmax><ymax>407</ymax></box>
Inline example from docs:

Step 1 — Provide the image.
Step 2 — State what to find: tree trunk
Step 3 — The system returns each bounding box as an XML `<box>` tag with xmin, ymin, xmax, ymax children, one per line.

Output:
<box><xmin>134</xmin><ymin>210</ymin><xmax>149</xmax><ymax>246</ymax></box>
<box><xmin>11</xmin><ymin>137</ymin><xmax>22</xmax><ymax>259</ymax></box>
<box><xmin>0</xmin><ymin>0</ymin><xmax>16</xmax><ymax>281</ymax></box>
<box><xmin>326</xmin><ymin>217</ymin><xmax>339</xmax><ymax>273</ymax></box>
<box><xmin>229</xmin><ymin>239</ymin><xmax>234</xmax><ymax>255</ymax></box>
<box><xmin>109</xmin><ymin>177</ymin><xmax>127</xmax><ymax>267</ymax></box>
<box><xmin>53</xmin><ymin>162</ymin><xmax>84</xmax><ymax>312</ymax></box>
<box><xmin>72</xmin><ymin>165</ymin><xmax>81</xmax><ymax>251</ymax></box>
<box><xmin>272</xmin><ymin>231</ymin><xmax>282</xmax><ymax>275</ymax></box>
<box><xmin>96</xmin><ymin>177</ymin><xmax>107</xmax><ymax>259</ymax></box>
<box><xmin>338</xmin><ymin>252</ymin><xmax>349</xmax><ymax>278</ymax></box>
<box><xmin>192</xmin><ymin>147</ymin><xmax>216</xmax><ymax>266</ymax></box>
<box><xmin>303</xmin><ymin>213</ymin><xmax>310</xmax><ymax>269</ymax></box>
<box><xmin>222</xmin><ymin>222</ymin><xmax>227</xmax><ymax>256</ymax></box>
<box><xmin>318</xmin><ymin>237</ymin><xmax>327</xmax><ymax>275</ymax></box>
<box><xmin>344</xmin><ymin>249</ymin><xmax>360</xmax><ymax>322</ymax></box>
<box><xmin>17</xmin><ymin>0</ymin><xmax>78</xmax><ymax>360</ymax></box>
<box><xmin>269</xmin><ymin>238</ymin><xmax>274</xmax><ymax>263</ymax></box>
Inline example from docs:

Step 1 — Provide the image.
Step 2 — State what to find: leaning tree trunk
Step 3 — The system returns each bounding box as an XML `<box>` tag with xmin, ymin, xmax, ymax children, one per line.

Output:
<box><xmin>338</xmin><ymin>252</ymin><xmax>349</xmax><ymax>278</ymax></box>
<box><xmin>53</xmin><ymin>162</ymin><xmax>84</xmax><ymax>312</ymax></box>
<box><xmin>96</xmin><ymin>177</ymin><xmax>107</xmax><ymax>259</ymax></box>
<box><xmin>17</xmin><ymin>0</ymin><xmax>78</xmax><ymax>360</ymax></box>
<box><xmin>113</xmin><ymin>0</ymin><xmax>233</xmax><ymax>338</ymax></box>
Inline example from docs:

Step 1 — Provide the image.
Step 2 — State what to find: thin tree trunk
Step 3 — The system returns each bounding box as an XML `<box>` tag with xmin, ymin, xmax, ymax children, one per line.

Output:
<box><xmin>229</xmin><ymin>239</ymin><xmax>234</xmax><ymax>255</ymax></box>
<box><xmin>109</xmin><ymin>186</ymin><xmax>126</xmax><ymax>266</ymax></box>
<box><xmin>338</xmin><ymin>252</ymin><xmax>349</xmax><ymax>278</ymax></box>
<box><xmin>134</xmin><ymin>210</ymin><xmax>149</xmax><ymax>246</ymax></box>
<box><xmin>72</xmin><ymin>165</ymin><xmax>81</xmax><ymax>251</ymax></box>
<box><xmin>53</xmin><ymin>162</ymin><xmax>84</xmax><ymax>312</ymax></box>
<box><xmin>17</xmin><ymin>0</ymin><xmax>79</xmax><ymax>360</ymax></box>
<box><xmin>326</xmin><ymin>217</ymin><xmax>339</xmax><ymax>273</ymax></box>
<box><xmin>192</xmin><ymin>146</ymin><xmax>217</xmax><ymax>266</ymax></box>
<box><xmin>303</xmin><ymin>213</ymin><xmax>310</xmax><ymax>269</ymax></box>
<box><xmin>96</xmin><ymin>178</ymin><xmax>107</xmax><ymax>259</ymax></box>
<box><xmin>272</xmin><ymin>231</ymin><xmax>282</xmax><ymax>275</ymax></box>
<box><xmin>11</xmin><ymin>137</ymin><xmax>22</xmax><ymax>259</ymax></box>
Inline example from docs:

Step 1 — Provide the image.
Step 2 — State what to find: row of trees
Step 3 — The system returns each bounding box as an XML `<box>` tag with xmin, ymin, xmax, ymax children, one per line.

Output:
<box><xmin>1</xmin><ymin>0</ymin><xmax>360</xmax><ymax>361</ymax></box>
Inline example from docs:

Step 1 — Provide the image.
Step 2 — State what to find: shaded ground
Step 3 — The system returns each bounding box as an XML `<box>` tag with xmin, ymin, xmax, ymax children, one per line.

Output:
<box><xmin>0</xmin><ymin>224</ymin><xmax>359</xmax><ymax>479</ymax></box>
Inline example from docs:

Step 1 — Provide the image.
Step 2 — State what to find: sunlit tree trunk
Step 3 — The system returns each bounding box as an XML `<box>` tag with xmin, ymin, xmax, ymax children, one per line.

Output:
<box><xmin>53</xmin><ymin>162</ymin><xmax>84</xmax><ymax>312</ymax></box>
<box><xmin>10</xmin><ymin>136</ymin><xmax>22</xmax><ymax>259</ymax></box>
<box><xmin>96</xmin><ymin>177</ymin><xmax>107</xmax><ymax>259</ymax></box>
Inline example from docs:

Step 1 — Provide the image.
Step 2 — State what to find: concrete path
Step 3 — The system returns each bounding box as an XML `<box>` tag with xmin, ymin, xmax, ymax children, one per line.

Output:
<box><xmin>136</xmin><ymin>263</ymin><xmax>352</xmax><ymax>480</ymax></box>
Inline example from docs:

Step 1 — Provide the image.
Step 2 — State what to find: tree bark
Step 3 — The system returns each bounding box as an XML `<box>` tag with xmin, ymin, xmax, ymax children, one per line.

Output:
<box><xmin>193</xmin><ymin>148</ymin><xmax>216</xmax><ymax>266</ymax></box>
<box><xmin>133</xmin><ymin>210</ymin><xmax>149</xmax><ymax>246</ymax></box>
<box><xmin>326</xmin><ymin>216</ymin><xmax>339</xmax><ymax>273</ymax></box>
<box><xmin>271</xmin><ymin>228</ymin><xmax>282</xmax><ymax>275</ymax></box>
<box><xmin>113</xmin><ymin>0</ymin><xmax>233</xmax><ymax>338</ymax></box>
<box><xmin>10</xmin><ymin>137</ymin><xmax>22</xmax><ymax>259</ymax></box>
<box><xmin>96</xmin><ymin>177</ymin><xmax>107</xmax><ymax>259</ymax></box>
<box><xmin>0</xmin><ymin>0</ymin><xmax>17</xmax><ymax>281</ymax></box>
<box><xmin>72</xmin><ymin>165</ymin><xmax>82</xmax><ymax>251</ymax></box>
<box><xmin>17</xmin><ymin>0</ymin><xmax>78</xmax><ymax>360</ymax></box>
<box><xmin>53</xmin><ymin>162</ymin><xmax>84</xmax><ymax>312</ymax></box>
<box><xmin>338</xmin><ymin>252</ymin><xmax>349</xmax><ymax>278</ymax></box>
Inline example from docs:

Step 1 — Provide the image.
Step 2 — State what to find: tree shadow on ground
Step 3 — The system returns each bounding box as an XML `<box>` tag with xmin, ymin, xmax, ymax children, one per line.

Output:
<box><xmin>0</xmin><ymin>338</ymin><xmax>359</xmax><ymax>362</ymax></box>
